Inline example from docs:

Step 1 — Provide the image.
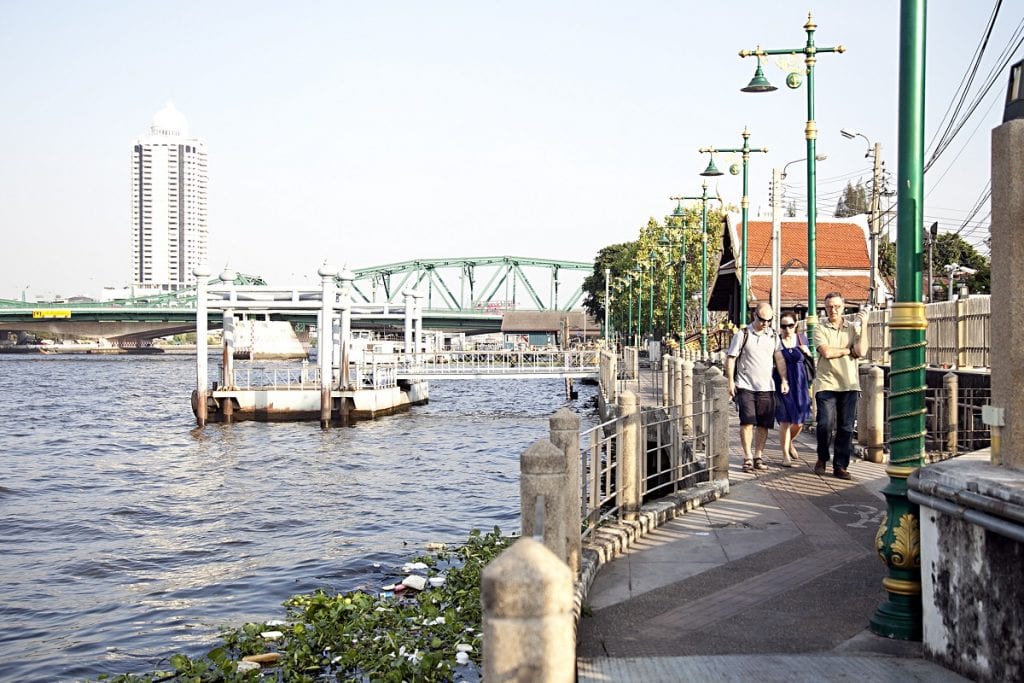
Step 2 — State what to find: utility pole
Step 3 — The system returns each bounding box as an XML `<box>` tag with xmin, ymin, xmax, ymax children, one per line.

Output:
<box><xmin>771</xmin><ymin>168</ymin><xmax>782</xmax><ymax>320</ymax></box>
<box><xmin>926</xmin><ymin>221</ymin><xmax>938</xmax><ymax>302</ymax></box>
<box><xmin>868</xmin><ymin>141</ymin><xmax>883</xmax><ymax>306</ymax></box>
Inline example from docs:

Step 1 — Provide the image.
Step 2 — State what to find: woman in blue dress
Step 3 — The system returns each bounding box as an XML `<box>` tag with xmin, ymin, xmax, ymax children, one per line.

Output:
<box><xmin>774</xmin><ymin>312</ymin><xmax>812</xmax><ymax>467</ymax></box>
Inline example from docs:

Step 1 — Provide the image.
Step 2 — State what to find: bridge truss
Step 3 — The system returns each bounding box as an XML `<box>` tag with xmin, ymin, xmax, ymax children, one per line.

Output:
<box><xmin>350</xmin><ymin>257</ymin><xmax>591</xmax><ymax>313</ymax></box>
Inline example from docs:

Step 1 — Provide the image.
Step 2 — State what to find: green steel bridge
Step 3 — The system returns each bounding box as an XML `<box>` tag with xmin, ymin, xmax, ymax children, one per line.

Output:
<box><xmin>0</xmin><ymin>257</ymin><xmax>592</xmax><ymax>342</ymax></box>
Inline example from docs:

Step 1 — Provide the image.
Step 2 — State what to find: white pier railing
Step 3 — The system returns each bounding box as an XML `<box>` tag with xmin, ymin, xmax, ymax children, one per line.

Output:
<box><xmin>370</xmin><ymin>348</ymin><xmax>601</xmax><ymax>380</ymax></box>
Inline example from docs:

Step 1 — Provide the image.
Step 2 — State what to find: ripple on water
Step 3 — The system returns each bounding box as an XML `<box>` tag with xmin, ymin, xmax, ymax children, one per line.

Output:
<box><xmin>0</xmin><ymin>356</ymin><xmax>598</xmax><ymax>681</ymax></box>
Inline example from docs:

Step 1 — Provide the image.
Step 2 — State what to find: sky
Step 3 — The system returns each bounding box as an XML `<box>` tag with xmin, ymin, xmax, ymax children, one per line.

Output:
<box><xmin>1</xmin><ymin>1</ymin><xmax>1019</xmax><ymax>300</ymax></box>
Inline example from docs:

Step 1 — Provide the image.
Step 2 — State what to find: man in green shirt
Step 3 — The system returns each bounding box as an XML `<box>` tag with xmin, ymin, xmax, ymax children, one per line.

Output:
<box><xmin>812</xmin><ymin>292</ymin><xmax>870</xmax><ymax>480</ymax></box>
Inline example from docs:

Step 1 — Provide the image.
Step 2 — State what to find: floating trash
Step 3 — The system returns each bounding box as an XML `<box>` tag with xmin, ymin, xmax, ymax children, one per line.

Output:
<box><xmin>455</xmin><ymin>651</ymin><xmax>470</xmax><ymax>665</ymax></box>
<box><xmin>428</xmin><ymin>576</ymin><xmax>446</xmax><ymax>588</ymax></box>
<box><xmin>237</xmin><ymin>661</ymin><xmax>261</xmax><ymax>673</ymax></box>
<box><xmin>425</xmin><ymin>542</ymin><xmax>446</xmax><ymax>551</ymax></box>
<box><xmin>242</xmin><ymin>652</ymin><xmax>281</xmax><ymax>664</ymax></box>
<box><xmin>394</xmin><ymin>584</ymin><xmax>407</xmax><ymax>593</ymax></box>
<box><xmin>401</xmin><ymin>575</ymin><xmax>427</xmax><ymax>591</ymax></box>
<box><xmin>265</xmin><ymin>619</ymin><xmax>286</xmax><ymax>626</ymax></box>
<box><xmin>401</xmin><ymin>561</ymin><xmax>429</xmax><ymax>573</ymax></box>
<box><xmin>456</xmin><ymin>643</ymin><xmax>473</xmax><ymax>653</ymax></box>
<box><xmin>260</xmin><ymin>630</ymin><xmax>284</xmax><ymax>640</ymax></box>
<box><xmin>381</xmin><ymin>583</ymin><xmax>397</xmax><ymax>591</ymax></box>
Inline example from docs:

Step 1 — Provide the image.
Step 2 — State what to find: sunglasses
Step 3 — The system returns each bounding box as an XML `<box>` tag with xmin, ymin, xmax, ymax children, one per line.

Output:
<box><xmin>781</xmin><ymin>323</ymin><xmax>796</xmax><ymax>329</ymax></box>
<box><xmin>757</xmin><ymin>315</ymin><xmax>773</xmax><ymax>323</ymax></box>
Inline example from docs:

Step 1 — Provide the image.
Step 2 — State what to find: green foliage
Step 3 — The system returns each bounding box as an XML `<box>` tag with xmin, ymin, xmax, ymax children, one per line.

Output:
<box><xmin>90</xmin><ymin>528</ymin><xmax>512</xmax><ymax>682</ymax></box>
<box><xmin>583</xmin><ymin>205</ymin><xmax>727</xmax><ymax>340</ymax></box>
<box><xmin>878</xmin><ymin>231</ymin><xmax>990</xmax><ymax>295</ymax></box>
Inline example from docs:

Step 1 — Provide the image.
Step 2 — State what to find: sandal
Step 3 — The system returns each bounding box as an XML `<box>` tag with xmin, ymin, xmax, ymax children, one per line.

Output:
<box><xmin>742</xmin><ymin>460</ymin><xmax>754</xmax><ymax>473</ymax></box>
<box><xmin>782</xmin><ymin>455</ymin><xmax>794</xmax><ymax>468</ymax></box>
<box><xmin>753</xmin><ymin>458</ymin><xmax>768</xmax><ymax>471</ymax></box>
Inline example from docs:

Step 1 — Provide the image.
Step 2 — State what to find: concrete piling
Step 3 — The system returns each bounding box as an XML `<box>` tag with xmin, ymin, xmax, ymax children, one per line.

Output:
<box><xmin>706</xmin><ymin>366</ymin><xmax>729</xmax><ymax>481</ymax></box>
<box><xmin>520</xmin><ymin>439</ymin><xmax>569</xmax><ymax>564</ymax></box>
<box><xmin>549</xmin><ymin>409</ymin><xmax>581</xmax><ymax>575</ymax></box>
<box><xmin>194</xmin><ymin>268</ymin><xmax>210</xmax><ymax>427</ymax></box>
<box><xmin>865</xmin><ymin>365</ymin><xmax>885</xmax><ymax>463</ymax></box>
<box><xmin>943</xmin><ymin>371</ymin><xmax>958</xmax><ymax>456</ymax></box>
<box><xmin>617</xmin><ymin>390</ymin><xmax>641</xmax><ymax>521</ymax></box>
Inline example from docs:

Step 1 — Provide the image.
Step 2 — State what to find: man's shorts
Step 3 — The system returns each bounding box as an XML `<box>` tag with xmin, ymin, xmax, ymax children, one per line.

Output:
<box><xmin>736</xmin><ymin>388</ymin><xmax>776</xmax><ymax>428</ymax></box>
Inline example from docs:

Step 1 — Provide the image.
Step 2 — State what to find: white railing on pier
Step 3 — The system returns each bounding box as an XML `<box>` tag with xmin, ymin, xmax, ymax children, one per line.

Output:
<box><xmin>369</xmin><ymin>348</ymin><xmax>600</xmax><ymax>379</ymax></box>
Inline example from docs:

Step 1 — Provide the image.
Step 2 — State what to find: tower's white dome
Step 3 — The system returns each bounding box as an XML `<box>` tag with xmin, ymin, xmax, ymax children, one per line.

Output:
<box><xmin>150</xmin><ymin>101</ymin><xmax>189</xmax><ymax>137</ymax></box>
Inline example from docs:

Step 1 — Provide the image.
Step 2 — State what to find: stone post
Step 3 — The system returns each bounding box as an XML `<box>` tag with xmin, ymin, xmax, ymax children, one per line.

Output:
<box><xmin>339</xmin><ymin>267</ymin><xmax>354</xmax><ymax>389</ymax></box>
<box><xmin>944</xmin><ymin>371</ymin><xmax>958</xmax><ymax>457</ymax></box>
<box><xmin>618</xmin><ymin>390</ymin><xmax>641</xmax><ymax>521</ymax></box>
<box><xmin>682</xmin><ymin>359</ymin><xmax>694</xmax><ymax>436</ymax></box>
<box><xmin>662</xmin><ymin>358</ymin><xmax>670</xmax><ymax>406</ymax></box>
<box><xmin>222</xmin><ymin>310</ymin><xmax>235</xmax><ymax>390</ymax></box>
<box><xmin>692</xmin><ymin>362</ymin><xmax>707</xmax><ymax>437</ymax></box>
<box><xmin>482</xmin><ymin>538</ymin><xmax>574</xmax><ymax>683</ymax></box>
<box><xmin>865</xmin><ymin>365</ymin><xmax>885</xmax><ymax>463</ymax></box>
<box><xmin>403</xmin><ymin>289</ymin><xmax>414</xmax><ymax>362</ymax></box>
<box><xmin>706</xmin><ymin>366</ymin><xmax>729</xmax><ymax>481</ymax></box>
<box><xmin>549</xmin><ymin>409</ymin><xmax>581</xmax><ymax>575</ymax></box>
<box><xmin>673</xmin><ymin>357</ymin><xmax>684</xmax><ymax>438</ymax></box>
<box><xmin>520</xmin><ymin>440</ymin><xmax>568</xmax><ymax>563</ymax></box>
<box><xmin>194</xmin><ymin>267</ymin><xmax>210</xmax><ymax>427</ymax></box>
<box><xmin>991</xmin><ymin>118</ymin><xmax>1024</xmax><ymax>468</ymax></box>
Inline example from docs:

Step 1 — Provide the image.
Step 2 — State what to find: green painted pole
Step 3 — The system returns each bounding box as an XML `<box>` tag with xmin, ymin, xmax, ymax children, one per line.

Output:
<box><xmin>648</xmin><ymin>257</ymin><xmax>654</xmax><ymax>341</ymax></box>
<box><xmin>869</xmin><ymin>0</ymin><xmax>926</xmax><ymax>641</ymax></box>
<box><xmin>635</xmin><ymin>268</ymin><xmax>642</xmax><ymax>346</ymax></box>
<box><xmin>701</xmin><ymin>187</ymin><xmax>709</xmax><ymax>355</ymax></box>
<box><xmin>627</xmin><ymin>277</ymin><xmax>634</xmax><ymax>348</ymax></box>
<box><xmin>679</xmin><ymin>239</ymin><xmax>686</xmax><ymax>341</ymax></box>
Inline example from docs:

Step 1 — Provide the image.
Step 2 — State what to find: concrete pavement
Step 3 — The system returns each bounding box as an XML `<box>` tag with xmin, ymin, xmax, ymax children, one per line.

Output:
<box><xmin>576</xmin><ymin>367</ymin><xmax>969</xmax><ymax>682</ymax></box>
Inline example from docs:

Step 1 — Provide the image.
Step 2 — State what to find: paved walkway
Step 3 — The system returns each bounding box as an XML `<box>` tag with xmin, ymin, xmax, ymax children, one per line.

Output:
<box><xmin>576</xmin><ymin>366</ymin><xmax>970</xmax><ymax>682</ymax></box>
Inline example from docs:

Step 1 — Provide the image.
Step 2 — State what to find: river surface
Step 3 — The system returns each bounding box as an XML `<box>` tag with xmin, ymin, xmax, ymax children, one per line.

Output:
<box><xmin>0</xmin><ymin>354</ymin><xmax>597</xmax><ymax>682</ymax></box>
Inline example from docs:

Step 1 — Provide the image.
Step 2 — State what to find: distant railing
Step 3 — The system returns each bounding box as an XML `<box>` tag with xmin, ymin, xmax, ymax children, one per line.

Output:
<box><xmin>372</xmin><ymin>348</ymin><xmax>600</xmax><ymax>377</ymax></box>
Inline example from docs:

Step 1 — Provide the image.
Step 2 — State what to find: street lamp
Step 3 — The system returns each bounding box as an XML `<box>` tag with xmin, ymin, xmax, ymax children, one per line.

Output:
<box><xmin>772</xmin><ymin>155</ymin><xmax>828</xmax><ymax>321</ymax></box>
<box><xmin>740</xmin><ymin>11</ymin><xmax>844</xmax><ymax>343</ymax></box>
<box><xmin>633</xmin><ymin>266</ymin><xmax>643</xmax><ymax>345</ymax></box>
<box><xmin>700</xmin><ymin>127</ymin><xmax>768</xmax><ymax>325</ymax></box>
<box><xmin>670</xmin><ymin>181</ymin><xmax>721</xmax><ymax>355</ymax></box>
<box><xmin>659</xmin><ymin>230</ymin><xmax>683</xmax><ymax>342</ymax></box>
<box><xmin>841</xmin><ymin>127</ymin><xmax>884</xmax><ymax>306</ymax></box>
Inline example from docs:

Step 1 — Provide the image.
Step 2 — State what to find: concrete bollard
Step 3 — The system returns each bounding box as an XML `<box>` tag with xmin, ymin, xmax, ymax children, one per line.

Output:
<box><xmin>705</xmin><ymin>366</ymin><xmax>730</xmax><ymax>481</ymax></box>
<box><xmin>662</xmin><ymin>359</ymin><xmax>671</xmax><ymax>406</ymax></box>
<box><xmin>549</xmin><ymin>409</ymin><xmax>581</xmax><ymax>575</ymax></box>
<box><xmin>520</xmin><ymin>440</ymin><xmax>569</xmax><ymax>563</ymax></box>
<box><xmin>673</xmin><ymin>357</ymin><xmax>684</xmax><ymax>435</ymax></box>
<box><xmin>617</xmin><ymin>390</ymin><xmax>641</xmax><ymax>521</ymax></box>
<box><xmin>944</xmin><ymin>371</ymin><xmax>959</xmax><ymax>456</ymax></box>
<box><xmin>692</xmin><ymin>362</ymin><xmax>706</xmax><ymax>437</ymax></box>
<box><xmin>682</xmin><ymin>359</ymin><xmax>694</xmax><ymax>436</ymax></box>
<box><xmin>865</xmin><ymin>365</ymin><xmax>886</xmax><ymax>463</ymax></box>
<box><xmin>482</xmin><ymin>537</ymin><xmax>575</xmax><ymax>683</ymax></box>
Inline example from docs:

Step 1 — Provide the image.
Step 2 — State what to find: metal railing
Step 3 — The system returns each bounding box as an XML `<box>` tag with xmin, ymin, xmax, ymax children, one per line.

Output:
<box><xmin>875</xmin><ymin>385</ymin><xmax>991</xmax><ymax>463</ymax></box>
<box><xmin>580</xmin><ymin>415</ymin><xmax>622</xmax><ymax>540</ymax></box>
<box><xmin>369</xmin><ymin>348</ymin><xmax>600</xmax><ymax>377</ymax></box>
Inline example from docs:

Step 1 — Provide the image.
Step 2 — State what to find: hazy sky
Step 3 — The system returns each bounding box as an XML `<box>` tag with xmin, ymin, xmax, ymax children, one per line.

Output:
<box><xmin>1</xmin><ymin>1</ymin><xmax>1018</xmax><ymax>299</ymax></box>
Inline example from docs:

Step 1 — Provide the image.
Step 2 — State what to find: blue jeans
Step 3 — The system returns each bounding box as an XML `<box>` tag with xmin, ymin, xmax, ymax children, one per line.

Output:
<box><xmin>816</xmin><ymin>390</ymin><xmax>859</xmax><ymax>470</ymax></box>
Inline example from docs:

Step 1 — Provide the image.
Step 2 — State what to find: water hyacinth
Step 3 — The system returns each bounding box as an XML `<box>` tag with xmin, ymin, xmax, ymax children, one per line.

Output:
<box><xmin>90</xmin><ymin>527</ymin><xmax>511</xmax><ymax>682</ymax></box>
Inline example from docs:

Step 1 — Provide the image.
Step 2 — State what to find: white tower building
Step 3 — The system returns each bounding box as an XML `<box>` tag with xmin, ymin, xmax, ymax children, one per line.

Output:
<box><xmin>131</xmin><ymin>102</ymin><xmax>208</xmax><ymax>290</ymax></box>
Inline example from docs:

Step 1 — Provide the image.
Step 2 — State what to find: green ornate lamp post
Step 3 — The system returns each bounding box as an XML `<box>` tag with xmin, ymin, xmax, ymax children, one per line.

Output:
<box><xmin>700</xmin><ymin>128</ymin><xmax>767</xmax><ymax>325</ymax></box>
<box><xmin>647</xmin><ymin>253</ymin><xmax>655</xmax><ymax>340</ymax></box>
<box><xmin>738</xmin><ymin>11</ymin><xmax>844</xmax><ymax>343</ymax></box>
<box><xmin>869</xmin><ymin>0</ymin><xmax>926</xmax><ymax>641</ymax></box>
<box><xmin>671</xmin><ymin>181</ymin><xmax>721</xmax><ymax>355</ymax></box>
<box><xmin>659</xmin><ymin>230</ymin><xmax>683</xmax><ymax>340</ymax></box>
<box><xmin>623</xmin><ymin>275</ymin><xmax>634</xmax><ymax>347</ymax></box>
<box><xmin>633</xmin><ymin>266</ymin><xmax>643</xmax><ymax>345</ymax></box>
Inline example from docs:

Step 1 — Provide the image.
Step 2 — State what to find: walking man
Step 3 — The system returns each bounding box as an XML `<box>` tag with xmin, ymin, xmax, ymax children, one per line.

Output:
<box><xmin>726</xmin><ymin>302</ymin><xmax>789</xmax><ymax>473</ymax></box>
<box><xmin>812</xmin><ymin>292</ymin><xmax>870</xmax><ymax>480</ymax></box>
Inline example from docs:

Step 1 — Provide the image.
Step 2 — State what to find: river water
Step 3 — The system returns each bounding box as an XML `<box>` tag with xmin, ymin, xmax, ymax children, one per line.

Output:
<box><xmin>0</xmin><ymin>354</ymin><xmax>597</xmax><ymax>682</ymax></box>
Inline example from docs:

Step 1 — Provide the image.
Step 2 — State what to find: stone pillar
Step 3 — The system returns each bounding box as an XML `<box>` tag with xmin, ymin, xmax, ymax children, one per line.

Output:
<box><xmin>662</xmin><ymin>358</ymin><xmax>670</xmax><ymax>406</ymax></box>
<box><xmin>706</xmin><ymin>366</ymin><xmax>729</xmax><ymax>481</ymax></box>
<box><xmin>549</xmin><ymin>409</ymin><xmax>581</xmax><ymax>575</ymax></box>
<box><xmin>318</xmin><ymin>264</ymin><xmax>337</xmax><ymax>429</ymax></box>
<box><xmin>673</xmin><ymin>357</ymin><xmax>684</xmax><ymax>437</ymax></box>
<box><xmin>991</xmin><ymin>118</ymin><xmax>1024</xmax><ymax>469</ymax></box>
<box><xmin>194</xmin><ymin>268</ymin><xmax>210</xmax><ymax>427</ymax></box>
<box><xmin>339</xmin><ymin>267</ymin><xmax>354</xmax><ymax>390</ymax></box>
<box><xmin>865</xmin><ymin>365</ymin><xmax>885</xmax><ymax>463</ymax></box>
<box><xmin>520</xmin><ymin>440</ymin><xmax>568</xmax><ymax>563</ymax></box>
<box><xmin>618</xmin><ymin>390</ymin><xmax>640</xmax><ymax>521</ymax></box>
<box><xmin>222</xmin><ymin>310</ymin><xmax>235</xmax><ymax>390</ymax></box>
<box><xmin>482</xmin><ymin>538</ymin><xmax>574</xmax><ymax>683</ymax></box>
<box><xmin>403</xmin><ymin>289</ymin><xmax>414</xmax><ymax>362</ymax></box>
<box><xmin>944</xmin><ymin>371</ymin><xmax>958</xmax><ymax>457</ymax></box>
<box><xmin>692</xmin><ymin>362</ymin><xmax>707</xmax><ymax>438</ymax></box>
<box><xmin>413</xmin><ymin>289</ymin><xmax>424</xmax><ymax>361</ymax></box>
<box><xmin>682</xmin><ymin>359</ymin><xmax>694</xmax><ymax>436</ymax></box>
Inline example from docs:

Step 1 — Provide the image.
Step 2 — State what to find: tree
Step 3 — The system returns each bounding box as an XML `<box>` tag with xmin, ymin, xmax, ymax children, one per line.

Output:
<box><xmin>876</xmin><ymin>231</ymin><xmax>990</xmax><ymax>298</ymax></box>
<box><xmin>785</xmin><ymin>200</ymin><xmax>798</xmax><ymax>218</ymax></box>
<box><xmin>834</xmin><ymin>179</ymin><xmax>869</xmax><ymax>218</ymax></box>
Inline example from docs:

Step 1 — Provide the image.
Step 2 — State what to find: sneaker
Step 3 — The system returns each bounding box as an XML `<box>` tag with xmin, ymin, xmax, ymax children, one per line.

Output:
<box><xmin>742</xmin><ymin>460</ymin><xmax>754</xmax><ymax>473</ymax></box>
<box><xmin>813</xmin><ymin>460</ymin><xmax>827</xmax><ymax>476</ymax></box>
<box><xmin>753</xmin><ymin>458</ymin><xmax>768</xmax><ymax>471</ymax></box>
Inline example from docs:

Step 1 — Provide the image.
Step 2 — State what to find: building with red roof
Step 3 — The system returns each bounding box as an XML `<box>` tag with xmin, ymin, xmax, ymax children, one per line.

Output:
<box><xmin>708</xmin><ymin>212</ymin><xmax>887</xmax><ymax>322</ymax></box>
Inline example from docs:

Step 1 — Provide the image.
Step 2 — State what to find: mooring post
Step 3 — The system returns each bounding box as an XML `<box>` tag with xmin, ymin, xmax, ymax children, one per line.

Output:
<box><xmin>618</xmin><ymin>390</ymin><xmax>641</xmax><ymax>521</ymax></box>
<box><xmin>403</xmin><ymin>289</ymin><xmax>414</xmax><ymax>363</ymax></box>
<box><xmin>339</xmin><ymin>266</ymin><xmax>354</xmax><ymax>390</ymax></box>
<box><xmin>221</xmin><ymin>309</ymin><xmax>234</xmax><ymax>422</ymax></box>
<box><xmin>318</xmin><ymin>264</ymin><xmax>337</xmax><ymax>429</ymax></box>
<box><xmin>858</xmin><ymin>363</ymin><xmax>870</xmax><ymax>447</ymax></box>
<box><xmin>682</xmin><ymin>359</ymin><xmax>694</xmax><ymax>436</ymax></box>
<box><xmin>194</xmin><ymin>268</ymin><xmax>210</xmax><ymax>427</ymax></box>
<box><xmin>481</xmin><ymin>538</ymin><xmax>574</xmax><ymax>682</ymax></box>
<box><xmin>865</xmin><ymin>365</ymin><xmax>885</xmax><ymax>463</ymax></box>
<box><xmin>692</xmin><ymin>361</ymin><xmax>707</xmax><ymax>437</ymax></box>
<box><xmin>549</xmin><ymin>408</ymin><xmax>581</xmax><ymax>574</ymax></box>
<box><xmin>944</xmin><ymin>371</ymin><xmax>959</xmax><ymax>457</ymax></box>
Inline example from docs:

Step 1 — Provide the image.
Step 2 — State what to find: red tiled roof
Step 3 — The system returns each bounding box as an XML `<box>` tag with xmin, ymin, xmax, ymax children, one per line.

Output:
<box><xmin>731</xmin><ymin>217</ymin><xmax>870</xmax><ymax>269</ymax></box>
<box><xmin>749</xmin><ymin>274</ymin><xmax>870</xmax><ymax>305</ymax></box>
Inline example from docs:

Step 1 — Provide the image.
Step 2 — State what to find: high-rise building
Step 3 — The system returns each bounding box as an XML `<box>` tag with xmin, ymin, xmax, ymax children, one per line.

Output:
<box><xmin>131</xmin><ymin>102</ymin><xmax>208</xmax><ymax>290</ymax></box>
